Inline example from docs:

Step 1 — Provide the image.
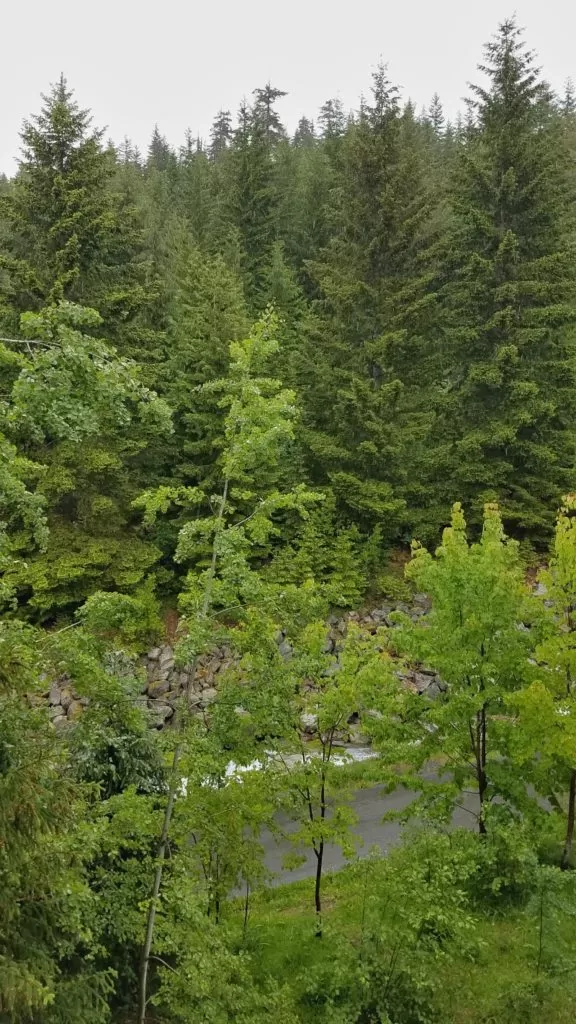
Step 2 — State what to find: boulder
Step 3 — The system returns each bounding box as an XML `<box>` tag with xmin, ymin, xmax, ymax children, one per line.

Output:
<box><xmin>67</xmin><ymin>700</ymin><xmax>84</xmax><ymax>720</ymax></box>
<box><xmin>60</xmin><ymin>686</ymin><xmax>73</xmax><ymax>711</ymax></box>
<box><xmin>301</xmin><ymin>712</ymin><xmax>318</xmax><ymax>733</ymax></box>
<box><xmin>201</xmin><ymin>687</ymin><xmax>218</xmax><ymax>704</ymax></box>
<box><xmin>147</xmin><ymin>678</ymin><xmax>171</xmax><ymax>699</ymax></box>
<box><xmin>147</xmin><ymin>702</ymin><xmax>174</xmax><ymax>727</ymax></box>
<box><xmin>49</xmin><ymin>681</ymin><xmax>62</xmax><ymax>706</ymax></box>
<box><xmin>148</xmin><ymin>647</ymin><xmax>161</xmax><ymax>661</ymax></box>
<box><xmin>348</xmin><ymin>723</ymin><xmax>371</xmax><ymax>746</ymax></box>
<box><xmin>52</xmin><ymin>714</ymin><xmax>68</xmax><ymax>731</ymax></box>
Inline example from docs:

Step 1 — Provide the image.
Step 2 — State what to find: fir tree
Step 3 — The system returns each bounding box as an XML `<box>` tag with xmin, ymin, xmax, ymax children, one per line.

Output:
<box><xmin>293</xmin><ymin>116</ymin><xmax>316</xmax><ymax>147</ymax></box>
<box><xmin>437</xmin><ymin>18</ymin><xmax>576</xmax><ymax>541</ymax></box>
<box><xmin>1</xmin><ymin>76</ymin><xmax>111</xmax><ymax>307</ymax></box>
<box><xmin>209</xmin><ymin>108</ymin><xmax>233</xmax><ymax>160</ymax></box>
<box><xmin>252</xmin><ymin>83</ymin><xmax>288</xmax><ymax>146</ymax></box>
<box><xmin>227</xmin><ymin>100</ymin><xmax>278</xmax><ymax>305</ymax></box>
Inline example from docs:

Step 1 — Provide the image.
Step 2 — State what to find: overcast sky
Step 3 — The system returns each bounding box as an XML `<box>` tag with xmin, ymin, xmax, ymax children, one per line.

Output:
<box><xmin>1</xmin><ymin>0</ymin><xmax>575</xmax><ymax>173</ymax></box>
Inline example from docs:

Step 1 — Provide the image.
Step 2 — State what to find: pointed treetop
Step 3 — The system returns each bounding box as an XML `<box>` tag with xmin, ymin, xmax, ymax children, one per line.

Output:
<box><xmin>317</xmin><ymin>97</ymin><xmax>346</xmax><ymax>139</ymax></box>
<box><xmin>293</xmin><ymin>116</ymin><xmax>316</xmax><ymax>146</ymax></box>
<box><xmin>562</xmin><ymin>79</ymin><xmax>576</xmax><ymax>116</ymax></box>
<box><xmin>428</xmin><ymin>92</ymin><xmax>445</xmax><ymax>133</ymax></box>
<box><xmin>209</xmin><ymin>109</ymin><xmax>233</xmax><ymax>160</ymax></box>
<box><xmin>20</xmin><ymin>74</ymin><xmax>102</xmax><ymax>172</ymax></box>
<box><xmin>368</xmin><ymin>61</ymin><xmax>401</xmax><ymax>129</ymax></box>
<box><xmin>468</xmin><ymin>16</ymin><xmax>548</xmax><ymax>124</ymax></box>
<box><xmin>252</xmin><ymin>82</ymin><xmax>288</xmax><ymax>143</ymax></box>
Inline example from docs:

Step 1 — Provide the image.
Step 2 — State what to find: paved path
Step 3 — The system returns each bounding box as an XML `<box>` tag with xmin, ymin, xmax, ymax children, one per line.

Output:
<box><xmin>261</xmin><ymin>776</ymin><xmax>479</xmax><ymax>884</ymax></box>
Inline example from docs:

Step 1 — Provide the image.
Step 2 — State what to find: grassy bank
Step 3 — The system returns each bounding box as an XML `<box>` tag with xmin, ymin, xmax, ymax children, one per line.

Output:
<box><xmin>223</xmin><ymin>829</ymin><xmax>576</xmax><ymax>1024</ymax></box>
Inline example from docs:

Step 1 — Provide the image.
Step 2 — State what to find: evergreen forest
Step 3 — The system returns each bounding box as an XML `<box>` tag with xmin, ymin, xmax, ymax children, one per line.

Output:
<box><xmin>3</xmin><ymin>16</ymin><xmax>576</xmax><ymax>1024</ymax></box>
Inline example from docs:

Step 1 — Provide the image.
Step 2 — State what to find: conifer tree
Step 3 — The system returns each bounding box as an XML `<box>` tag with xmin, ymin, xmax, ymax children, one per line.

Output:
<box><xmin>307</xmin><ymin>65</ymin><xmax>441</xmax><ymax>538</ymax></box>
<box><xmin>1</xmin><ymin>76</ymin><xmax>111</xmax><ymax>309</ymax></box>
<box><xmin>209</xmin><ymin>108</ymin><xmax>233</xmax><ymax>161</ymax></box>
<box><xmin>252</xmin><ymin>83</ymin><xmax>288</xmax><ymax>146</ymax></box>
<box><xmin>227</xmin><ymin>101</ymin><xmax>278</xmax><ymax>305</ymax></box>
<box><xmin>293</xmin><ymin>116</ymin><xmax>316</xmax><ymax>147</ymax></box>
<box><xmin>437</xmin><ymin>19</ymin><xmax>576</xmax><ymax>541</ymax></box>
<box><xmin>0</xmin><ymin>77</ymin><xmax>151</xmax><ymax>350</ymax></box>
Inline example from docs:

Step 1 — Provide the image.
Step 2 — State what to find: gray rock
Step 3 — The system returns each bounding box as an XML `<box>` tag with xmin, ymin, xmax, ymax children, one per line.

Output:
<box><xmin>371</xmin><ymin>608</ymin><xmax>391</xmax><ymax>624</ymax></box>
<box><xmin>60</xmin><ymin>686</ymin><xmax>73</xmax><ymax>710</ymax></box>
<box><xmin>148</xmin><ymin>647</ymin><xmax>161</xmax><ymax>661</ymax></box>
<box><xmin>412</xmin><ymin>671</ymin><xmax>435</xmax><ymax>694</ymax></box>
<box><xmin>48</xmin><ymin>704</ymin><xmax>64</xmax><ymax>720</ymax></box>
<box><xmin>52</xmin><ymin>714</ymin><xmax>68</xmax><ymax>730</ymax></box>
<box><xmin>425</xmin><ymin>681</ymin><xmax>443</xmax><ymax>699</ymax></box>
<box><xmin>147</xmin><ymin>678</ymin><xmax>171</xmax><ymax>698</ymax></box>
<box><xmin>348</xmin><ymin>723</ymin><xmax>371</xmax><ymax>746</ymax></box>
<box><xmin>147</xmin><ymin>702</ymin><xmax>174</xmax><ymax>727</ymax></box>
<box><xmin>322</xmin><ymin>637</ymin><xmax>335</xmax><ymax>654</ymax></box>
<box><xmin>278</xmin><ymin>641</ymin><xmax>293</xmax><ymax>659</ymax></box>
<box><xmin>159</xmin><ymin>645</ymin><xmax>175</xmax><ymax>670</ymax></box>
<box><xmin>301</xmin><ymin>712</ymin><xmax>318</xmax><ymax>733</ymax></box>
<box><xmin>395</xmin><ymin>602</ymin><xmax>412</xmax><ymax>616</ymax></box>
<box><xmin>67</xmin><ymin>700</ymin><xmax>84</xmax><ymax>720</ymax></box>
<box><xmin>49</xmin><ymin>682</ymin><xmax>62</xmax><ymax>706</ymax></box>
<box><xmin>202</xmin><ymin>687</ymin><xmax>218</xmax><ymax>704</ymax></box>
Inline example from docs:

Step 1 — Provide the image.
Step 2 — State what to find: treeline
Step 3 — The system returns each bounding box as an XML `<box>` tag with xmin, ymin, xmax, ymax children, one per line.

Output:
<box><xmin>2</xmin><ymin>18</ymin><xmax>576</xmax><ymax>622</ymax></box>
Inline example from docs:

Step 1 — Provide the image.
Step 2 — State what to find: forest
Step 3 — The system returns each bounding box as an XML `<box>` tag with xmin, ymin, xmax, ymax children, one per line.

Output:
<box><xmin>2</xmin><ymin>14</ymin><xmax>576</xmax><ymax>1023</ymax></box>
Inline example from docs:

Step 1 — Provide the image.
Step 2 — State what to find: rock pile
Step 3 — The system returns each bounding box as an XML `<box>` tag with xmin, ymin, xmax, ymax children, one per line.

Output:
<box><xmin>40</xmin><ymin>594</ymin><xmax>443</xmax><ymax>731</ymax></box>
<box><xmin>39</xmin><ymin>680</ymin><xmax>89</xmax><ymax>731</ymax></box>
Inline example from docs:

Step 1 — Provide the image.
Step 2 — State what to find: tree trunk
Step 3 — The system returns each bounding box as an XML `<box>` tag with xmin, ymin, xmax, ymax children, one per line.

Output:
<box><xmin>137</xmin><ymin>747</ymin><xmax>181</xmax><ymax>1024</ymax></box>
<box><xmin>137</xmin><ymin>477</ymin><xmax>230</xmax><ymax>1021</ymax></box>
<box><xmin>561</xmin><ymin>768</ymin><xmax>576</xmax><ymax>870</ymax></box>
<box><xmin>477</xmin><ymin>706</ymin><xmax>487</xmax><ymax>835</ymax></box>
<box><xmin>314</xmin><ymin>841</ymin><xmax>324</xmax><ymax>937</ymax></box>
<box><xmin>314</xmin><ymin>772</ymin><xmax>327</xmax><ymax>937</ymax></box>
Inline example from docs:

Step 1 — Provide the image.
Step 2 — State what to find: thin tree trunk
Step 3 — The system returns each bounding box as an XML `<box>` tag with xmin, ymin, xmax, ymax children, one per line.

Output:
<box><xmin>477</xmin><ymin>706</ymin><xmax>488</xmax><ymax>835</ymax></box>
<box><xmin>314</xmin><ymin>771</ymin><xmax>327</xmax><ymax>937</ymax></box>
<box><xmin>137</xmin><ymin>478</ymin><xmax>229</xmax><ymax>1022</ymax></box>
<box><xmin>561</xmin><ymin>768</ymin><xmax>576</xmax><ymax>870</ymax></box>
<box><xmin>314</xmin><ymin>840</ymin><xmax>324</xmax><ymax>937</ymax></box>
<box><xmin>243</xmin><ymin>881</ymin><xmax>250</xmax><ymax>942</ymax></box>
<box><xmin>137</xmin><ymin>746</ymin><xmax>181</xmax><ymax>1024</ymax></box>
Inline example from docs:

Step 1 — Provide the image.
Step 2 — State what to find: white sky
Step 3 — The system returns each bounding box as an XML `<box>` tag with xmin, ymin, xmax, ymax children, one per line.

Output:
<box><xmin>1</xmin><ymin>0</ymin><xmax>575</xmax><ymax>173</ymax></box>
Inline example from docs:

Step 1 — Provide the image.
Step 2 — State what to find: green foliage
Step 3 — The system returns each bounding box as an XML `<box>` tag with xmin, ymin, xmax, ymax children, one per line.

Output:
<box><xmin>394</xmin><ymin>502</ymin><xmax>539</xmax><ymax>831</ymax></box>
<box><xmin>3</xmin><ymin>19</ymin><xmax>576</xmax><ymax>1024</ymax></box>
<box><xmin>433</xmin><ymin>20</ymin><xmax>576</xmax><ymax>539</ymax></box>
<box><xmin>1</xmin><ymin>301</ymin><xmax>170</xmax><ymax>616</ymax></box>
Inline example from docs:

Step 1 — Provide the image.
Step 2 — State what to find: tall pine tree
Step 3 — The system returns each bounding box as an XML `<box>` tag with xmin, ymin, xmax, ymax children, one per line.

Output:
<box><xmin>436</xmin><ymin>18</ymin><xmax>576</xmax><ymax>542</ymax></box>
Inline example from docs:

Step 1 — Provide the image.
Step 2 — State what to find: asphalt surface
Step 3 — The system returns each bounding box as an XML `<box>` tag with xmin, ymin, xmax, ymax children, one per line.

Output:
<box><xmin>261</xmin><ymin>775</ymin><xmax>480</xmax><ymax>884</ymax></box>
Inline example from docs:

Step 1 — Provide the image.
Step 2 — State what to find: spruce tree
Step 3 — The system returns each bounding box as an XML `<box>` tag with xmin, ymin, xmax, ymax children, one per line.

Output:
<box><xmin>209</xmin><ymin>108</ymin><xmax>233</xmax><ymax>161</ymax></box>
<box><xmin>227</xmin><ymin>100</ymin><xmax>278</xmax><ymax>306</ymax></box>
<box><xmin>306</xmin><ymin>66</ymin><xmax>442</xmax><ymax>539</ymax></box>
<box><xmin>252</xmin><ymin>83</ymin><xmax>288</xmax><ymax>145</ymax></box>
<box><xmin>437</xmin><ymin>18</ymin><xmax>576</xmax><ymax>542</ymax></box>
<box><xmin>1</xmin><ymin>76</ymin><xmax>111</xmax><ymax>308</ymax></box>
<box><xmin>0</xmin><ymin>77</ymin><xmax>150</xmax><ymax>350</ymax></box>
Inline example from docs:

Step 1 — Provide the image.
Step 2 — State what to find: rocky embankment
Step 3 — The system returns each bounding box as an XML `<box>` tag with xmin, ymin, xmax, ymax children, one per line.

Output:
<box><xmin>44</xmin><ymin>594</ymin><xmax>443</xmax><ymax>730</ymax></box>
